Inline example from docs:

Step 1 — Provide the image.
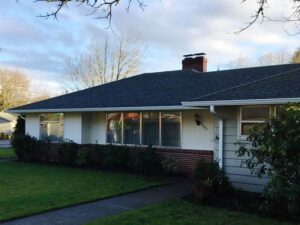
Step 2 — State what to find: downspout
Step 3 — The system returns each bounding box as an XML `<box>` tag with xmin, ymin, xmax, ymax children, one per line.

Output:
<box><xmin>209</xmin><ymin>105</ymin><xmax>223</xmax><ymax>169</ymax></box>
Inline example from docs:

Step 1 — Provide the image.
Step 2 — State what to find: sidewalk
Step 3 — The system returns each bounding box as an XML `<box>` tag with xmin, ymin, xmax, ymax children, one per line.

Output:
<box><xmin>1</xmin><ymin>181</ymin><xmax>192</xmax><ymax>225</ymax></box>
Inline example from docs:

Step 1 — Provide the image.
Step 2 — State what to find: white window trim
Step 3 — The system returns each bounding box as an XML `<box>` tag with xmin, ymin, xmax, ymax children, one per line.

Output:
<box><xmin>237</xmin><ymin>105</ymin><xmax>272</xmax><ymax>140</ymax></box>
<box><xmin>105</xmin><ymin>111</ymin><xmax>182</xmax><ymax>148</ymax></box>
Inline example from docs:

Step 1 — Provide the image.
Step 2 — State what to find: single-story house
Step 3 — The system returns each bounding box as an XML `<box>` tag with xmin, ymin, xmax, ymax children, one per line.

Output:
<box><xmin>0</xmin><ymin>112</ymin><xmax>17</xmax><ymax>137</ymax></box>
<box><xmin>7</xmin><ymin>54</ymin><xmax>300</xmax><ymax>192</ymax></box>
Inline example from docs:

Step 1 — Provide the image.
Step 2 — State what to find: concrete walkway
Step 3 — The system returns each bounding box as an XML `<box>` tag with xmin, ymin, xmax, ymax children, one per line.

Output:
<box><xmin>1</xmin><ymin>181</ymin><xmax>192</xmax><ymax>225</ymax></box>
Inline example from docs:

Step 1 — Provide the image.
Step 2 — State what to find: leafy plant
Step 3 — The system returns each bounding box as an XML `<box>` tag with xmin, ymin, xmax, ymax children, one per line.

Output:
<box><xmin>237</xmin><ymin>103</ymin><xmax>300</xmax><ymax>215</ymax></box>
<box><xmin>193</xmin><ymin>160</ymin><xmax>232</xmax><ymax>202</ymax></box>
<box><xmin>129</xmin><ymin>145</ymin><xmax>161</xmax><ymax>174</ymax></box>
<box><xmin>74</xmin><ymin>148</ymin><xmax>89</xmax><ymax>166</ymax></box>
<box><xmin>13</xmin><ymin>116</ymin><xmax>25</xmax><ymax>136</ymax></box>
<box><xmin>102</xmin><ymin>145</ymin><xmax>130</xmax><ymax>170</ymax></box>
<box><xmin>11</xmin><ymin>134</ymin><xmax>42</xmax><ymax>162</ymax></box>
<box><xmin>161</xmin><ymin>155</ymin><xmax>178</xmax><ymax>174</ymax></box>
<box><xmin>57</xmin><ymin>139</ymin><xmax>79</xmax><ymax>165</ymax></box>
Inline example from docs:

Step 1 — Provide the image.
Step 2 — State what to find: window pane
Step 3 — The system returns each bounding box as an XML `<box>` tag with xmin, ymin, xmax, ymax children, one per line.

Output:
<box><xmin>142</xmin><ymin>112</ymin><xmax>159</xmax><ymax>146</ymax></box>
<box><xmin>40</xmin><ymin>113</ymin><xmax>63</xmax><ymax>122</ymax></box>
<box><xmin>124</xmin><ymin>112</ymin><xmax>140</xmax><ymax>145</ymax></box>
<box><xmin>242</xmin><ymin>107</ymin><xmax>269</xmax><ymax>121</ymax></box>
<box><xmin>106</xmin><ymin>113</ymin><xmax>122</xmax><ymax>144</ymax></box>
<box><xmin>161</xmin><ymin>112</ymin><xmax>181</xmax><ymax>147</ymax></box>
<box><xmin>241</xmin><ymin>123</ymin><xmax>266</xmax><ymax>135</ymax></box>
<box><xmin>40</xmin><ymin>113</ymin><xmax>63</xmax><ymax>142</ymax></box>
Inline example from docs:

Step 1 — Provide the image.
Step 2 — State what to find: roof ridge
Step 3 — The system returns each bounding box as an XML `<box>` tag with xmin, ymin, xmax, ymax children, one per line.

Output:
<box><xmin>189</xmin><ymin>66</ymin><xmax>300</xmax><ymax>101</ymax></box>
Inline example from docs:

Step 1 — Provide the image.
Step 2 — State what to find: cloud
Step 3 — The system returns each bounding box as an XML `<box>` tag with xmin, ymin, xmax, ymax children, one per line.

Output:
<box><xmin>0</xmin><ymin>0</ymin><xmax>298</xmax><ymax>95</ymax></box>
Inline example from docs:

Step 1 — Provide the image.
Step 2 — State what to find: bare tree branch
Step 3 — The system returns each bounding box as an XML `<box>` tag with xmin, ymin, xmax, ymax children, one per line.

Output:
<box><xmin>237</xmin><ymin>0</ymin><xmax>300</xmax><ymax>34</ymax></box>
<box><xmin>64</xmin><ymin>31</ymin><xmax>144</xmax><ymax>92</ymax></box>
<box><xmin>34</xmin><ymin>0</ymin><xmax>146</xmax><ymax>25</ymax></box>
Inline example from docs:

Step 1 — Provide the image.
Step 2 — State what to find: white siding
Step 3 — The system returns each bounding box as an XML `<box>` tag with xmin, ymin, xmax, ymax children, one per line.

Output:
<box><xmin>25</xmin><ymin>114</ymin><xmax>40</xmax><ymax>139</ymax></box>
<box><xmin>182</xmin><ymin>110</ymin><xmax>214</xmax><ymax>150</ymax></box>
<box><xmin>81</xmin><ymin>113</ymin><xmax>91</xmax><ymax>144</ymax></box>
<box><xmin>89</xmin><ymin>112</ymin><xmax>106</xmax><ymax>144</ymax></box>
<box><xmin>213</xmin><ymin>106</ymin><xmax>268</xmax><ymax>193</ymax></box>
<box><xmin>64</xmin><ymin>113</ymin><xmax>82</xmax><ymax>143</ymax></box>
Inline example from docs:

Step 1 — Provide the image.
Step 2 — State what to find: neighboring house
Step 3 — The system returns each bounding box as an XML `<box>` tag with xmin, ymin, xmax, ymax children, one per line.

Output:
<box><xmin>0</xmin><ymin>112</ymin><xmax>17</xmax><ymax>137</ymax></box>
<box><xmin>7</xmin><ymin>53</ymin><xmax>300</xmax><ymax>192</ymax></box>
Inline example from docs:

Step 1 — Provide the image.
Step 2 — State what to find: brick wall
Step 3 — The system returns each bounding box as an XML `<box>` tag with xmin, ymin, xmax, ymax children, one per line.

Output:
<box><xmin>156</xmin><ymin>148</ymin><xmax>213</xmax><ymax>174</ymax></box>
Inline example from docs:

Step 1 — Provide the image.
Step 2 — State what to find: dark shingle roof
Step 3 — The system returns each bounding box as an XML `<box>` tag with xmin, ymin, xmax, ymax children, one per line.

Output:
<box><xmin>10</xmin><ymin>63</ymin><xmax>300</xmax><ymax>111</ymax></box>
<box><xmin>190</xmin><ymin>68</ymin><xmax>300</xmax><ymax>102</ymax></box>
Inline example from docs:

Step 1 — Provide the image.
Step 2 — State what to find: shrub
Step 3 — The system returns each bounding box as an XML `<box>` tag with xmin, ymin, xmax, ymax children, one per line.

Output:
<box><xmin>57</xmin><ymin>139</ymin><xmax>79</xmax><ymax>165</ymax></box>
<box><xmin>86</xmin><ymin>145</ymin><xmax>104</xmax><ymax>167</ymax></box>
<box><xmin>13</xmin><ymin>116</ymin><xmax>25</xmax><ymax>136</ymax></box>
<box><xmin>11</xmin><ymin>134</ymin><xmax>42</xmax><ymax>162</ymax></box>
<box><xmin>193</xmin><ymin>160</ymin><xmax>232</xmax><ymax>202</ymax></box>
<box><xmin>102</xmin><ymin>145</ymin><xmax>130</xmax><ymax>170</ymax></box>
<box><xmin>74</xmin><ymin>147</ymin><xmax>89</xmax><ymax>166</ymax></box>
<box><xmin>161</xmin><ymin>155</ymin><xmax>178</xmax><ymax>174</ymax></box>
<box><xmin>129</xmin><ymin>145</ymin><xmax>161</xmax><ymax>174</ymax></box>
<box><xmin>237</xmin><ymin>103</ymin><xmax>300</xmax><ymax>215</ymax></box>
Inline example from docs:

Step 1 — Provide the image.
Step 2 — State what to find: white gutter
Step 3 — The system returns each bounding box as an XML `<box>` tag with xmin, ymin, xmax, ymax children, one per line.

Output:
<box><xmin>209</xmin><ymin>105</ymin><xmax>223</xmax><ymax>169</ymax></box>
<box><xmin>6</xmin><ymin>105</ymin><xmax>207</xmax><ymax>114</ymax></box>
<box><xmin>182</xmin><ymin>98</ymin><xmax>300</xmax><ymax>107</ymax></box>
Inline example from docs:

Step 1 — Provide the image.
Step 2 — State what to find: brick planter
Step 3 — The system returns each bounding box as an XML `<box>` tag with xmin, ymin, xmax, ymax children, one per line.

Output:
<box><xmin>156</xmin><ymin>148</ymin><xmax>213</xmax><ymax>174</ymax></box>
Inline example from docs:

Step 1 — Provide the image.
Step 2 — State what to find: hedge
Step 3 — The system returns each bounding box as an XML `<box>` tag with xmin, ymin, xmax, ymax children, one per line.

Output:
<box><xmin>11</xmin><ymin>134</ymin><xmax>162</xmax><ymax>175</ymax></box>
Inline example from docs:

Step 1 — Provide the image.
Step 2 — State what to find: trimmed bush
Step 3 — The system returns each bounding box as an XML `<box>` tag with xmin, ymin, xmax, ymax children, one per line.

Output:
<box><xmin>129</xmin><ymin>145</ymin><xmax>161</xmax><ymax>174</ymax></box>
<box><xmin>11</xmin><ymin>134</ymin><xmax>43</xmax><ymax>162</ymax></box>
<box><xmin>11</xmin><ymin>135</ymin><xmax>162</xmax><ymax>175</ymax></box>
<box><xmin>102</xmin><ymin>145</ymin><xmax>130</xmax><ymax>170</ymax></box>
<box><xmin>86</xmin><ymin>145</ymin><xmax>104</xmax><ymax>168</ymax></box>
<box><xmin>57</xmin><ymin>139</ymin><xmax>79</xmax><ymax>165</ymax></box>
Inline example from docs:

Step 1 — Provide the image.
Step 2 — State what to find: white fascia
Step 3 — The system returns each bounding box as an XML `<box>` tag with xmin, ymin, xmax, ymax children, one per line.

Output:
<box><xmin>6</xmin><ymin>105</ymin><xmax>207</xmax><ymax>114</ymax></box>
<box><xmin>182</xmin><ymin>98</ymin><xmax>300</xmax><ymax>107</ymax></box>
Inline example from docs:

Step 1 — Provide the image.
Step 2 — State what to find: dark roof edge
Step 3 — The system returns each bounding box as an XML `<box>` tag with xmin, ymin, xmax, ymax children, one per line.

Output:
<box><xmin>6</xmin><ymin>105</ymin><xmax>208</xmax><ymax>114</ymax></box>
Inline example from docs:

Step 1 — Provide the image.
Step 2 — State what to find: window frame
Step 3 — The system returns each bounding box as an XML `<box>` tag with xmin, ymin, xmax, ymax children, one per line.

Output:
<box><xmin>238</xmin><ymin>105</ymin><xmax>273</xmax><ymax>139</ymax></box>
<box><xmin>105</xmin><ymin>112</ymin><xmax>123</xmax><ymax>144</ymax></box>
<box><xmin>105</xmin><ymin>111</ymin><xmax>182</xmax><ymax>148</ymax></box>
<box><xmin>39</xmin><ymin>113</ymin><xmax>64</xmax><ymax>142</ymax></box>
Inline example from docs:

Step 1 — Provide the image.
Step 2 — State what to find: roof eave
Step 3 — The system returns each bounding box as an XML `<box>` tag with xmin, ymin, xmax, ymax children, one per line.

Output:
<box><xmin>6</xmin><ymin>105</ymin><xmax>208</xmax><ymax>114</ymax></box>
<box><xmin>182</xmin><ymin>98</ymin><xmax>300</xmax><ymax>107</ymax></box>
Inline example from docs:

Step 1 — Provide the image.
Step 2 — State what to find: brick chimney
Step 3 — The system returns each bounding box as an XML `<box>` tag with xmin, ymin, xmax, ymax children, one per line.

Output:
<box><xmin>182</xmin><ymin>53</ymin><xmax>207</xmax><ymax>72</ymax></box>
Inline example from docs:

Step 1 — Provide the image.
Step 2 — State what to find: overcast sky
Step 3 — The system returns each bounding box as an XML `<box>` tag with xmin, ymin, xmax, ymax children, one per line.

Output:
<box><xmin>0</xmin><ymin>0</ymin><xmax>299</xmax><ymax>95</ymax></box>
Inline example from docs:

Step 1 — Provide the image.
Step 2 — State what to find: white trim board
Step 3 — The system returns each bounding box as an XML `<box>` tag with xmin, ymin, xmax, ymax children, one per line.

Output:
<box><xmin>6</xmin><ymin>106</ymin><xmax>207</xmax><ymax>114</ymax></box>
<box><xmin>182</xmin><ymin>98</ymin><xmax>300</xmax><ymax>107</ymax></box>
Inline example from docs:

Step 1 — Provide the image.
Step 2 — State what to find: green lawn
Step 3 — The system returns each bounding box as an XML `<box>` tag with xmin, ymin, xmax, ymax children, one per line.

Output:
<box><xmin>0</xmin><ymin>148</ymin><xmax>16</xmax><ymax>158</ymax></box>
<box><xmin>87</xmin><ymin>199</ymin><xmax>293</xmax><ymax>225</ymax></box>
<box><xmin>0</xmin><ymin>162</ymin><xmax>164</xmax><ymax>222</ymax></box>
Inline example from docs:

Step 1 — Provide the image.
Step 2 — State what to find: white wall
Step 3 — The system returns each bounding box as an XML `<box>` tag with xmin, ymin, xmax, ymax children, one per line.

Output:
<box><xmin>81</xmin><ymin>113</ymin><xmax>91</xmax><ymax>144</ymax></box>
<box><xmin>89</xmin><ymin>112</ymin><xmax>106</xmax><ymax>144</ymax></box>
<box><xmin>24</xmin><ymin>110</ymin><xmax>214</xmax><ymax>151</ymax></box>
<box><xmin>64</xmin><ymin>112</ymin><xmax>82</xmax><ymax>143</ymax></box>
<box><xmin>182</xmin><ymin>110</ymin><xmax>214</xmax><ymax>150</ymax></box>
<box><xmin>25</xmin><ymin>114</ymin><xmax>40</xmax><ymax>138</ymax></box>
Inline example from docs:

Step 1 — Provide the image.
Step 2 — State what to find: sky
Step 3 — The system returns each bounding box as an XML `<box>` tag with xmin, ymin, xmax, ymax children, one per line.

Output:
<box><xmin>0</xmin><ymin>0</ymin><xmax>299</xmax><ymax>96</ymax></box>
